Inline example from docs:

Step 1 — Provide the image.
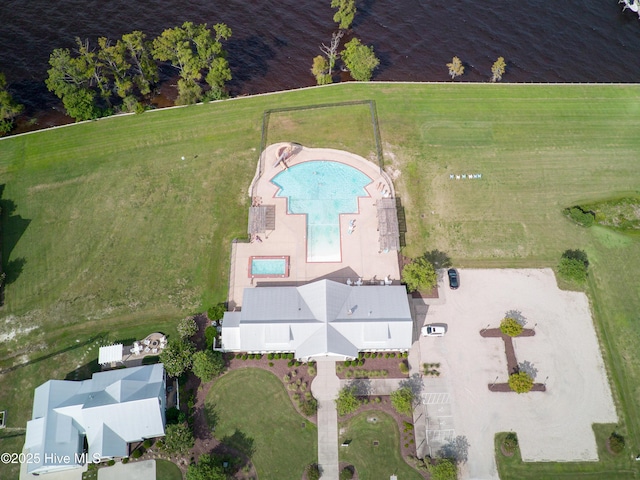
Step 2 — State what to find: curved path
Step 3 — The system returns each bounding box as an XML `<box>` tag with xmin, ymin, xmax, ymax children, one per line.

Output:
<box><xmin>311</xmin><ymin>358</ymin><xmax>340</xmax><ymax>480</ymax></box>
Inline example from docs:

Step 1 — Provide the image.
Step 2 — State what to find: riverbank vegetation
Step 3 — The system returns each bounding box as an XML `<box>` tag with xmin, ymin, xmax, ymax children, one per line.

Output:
<box><xmin>44</xmin><ymin>21</ymin><xmax>231</xmax><ymax>122</ymax></box>
<box><xmin>0</xmin><ymin>83</ymin><xmax>640</xmax><ymax>478</ymax></box>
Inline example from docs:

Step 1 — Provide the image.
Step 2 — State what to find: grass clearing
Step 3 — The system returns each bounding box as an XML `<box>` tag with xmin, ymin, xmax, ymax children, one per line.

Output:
<box><xmin>0</xmin><ymin>83</ymin><xmax>640</xmax><ymax>478</ymax></box>
<box><xmin>155</xmin><ymin>459</ymin><xmax>183</xmax><ymax>480</ymax></box>
<box><xmin>205</xmin><ymin>368</ymin><xmax>316</xmax><ymax>480</ymax></box>
<box><xmin>339</xmin><ymin>411</ymin><xmax>422</xmax><ymax>480</ymax></box>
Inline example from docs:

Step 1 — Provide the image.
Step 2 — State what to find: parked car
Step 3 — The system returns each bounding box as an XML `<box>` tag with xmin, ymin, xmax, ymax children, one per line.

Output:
<box><xmin>447</xmin><ymin>268</ymin><xmax>459</xmax><ymax>289</ymax></box>
<box><xmin>421</xmin><ymin>324</ymin><xmax>446</xmax><ymax>337</ymax></box>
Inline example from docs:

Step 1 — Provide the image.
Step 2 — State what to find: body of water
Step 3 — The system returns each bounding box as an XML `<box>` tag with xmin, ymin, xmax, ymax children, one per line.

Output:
<box><xmin>1</xmin><ymin>0</ymin><xmax>640</xmax><ymax>127</ymax></box>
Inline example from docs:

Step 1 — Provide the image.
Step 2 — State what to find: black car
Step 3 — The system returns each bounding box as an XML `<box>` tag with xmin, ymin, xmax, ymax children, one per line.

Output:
<box><xmin>447</xmin><ymin>268</ymin><xmax>459</xmax><ymax>289</ymax></box>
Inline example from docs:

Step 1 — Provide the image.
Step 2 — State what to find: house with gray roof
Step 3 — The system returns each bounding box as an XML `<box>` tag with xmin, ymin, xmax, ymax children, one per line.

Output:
<box><xmin>22</xmin><ymin>364</ymin><xmax>166</xmax><ymax>476</ymax></box>
<box><xmin>221</xmin><ymin>279</ymin><xmax>413</xmax><ymax>360</ymax></box>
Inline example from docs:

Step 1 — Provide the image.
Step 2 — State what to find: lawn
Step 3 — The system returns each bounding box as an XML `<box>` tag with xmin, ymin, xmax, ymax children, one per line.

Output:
<box><xmin>339</xmin><ymin>411</ymin><xmax>423</xmax><ymax>480</ymax></box>
<box><xmin>1</xmin><ymin>83</ymin><xmax>640</xmax><ymax>478</ymax></box>
<box><xmin>204</xmin><ymin>368</ymin><xmax>317</xmax><ymax>479</ymax></box>
<box><xmin>155</xmin><ymin>459</ymin><xmax>183</xmax><ymax>480</ymax></box>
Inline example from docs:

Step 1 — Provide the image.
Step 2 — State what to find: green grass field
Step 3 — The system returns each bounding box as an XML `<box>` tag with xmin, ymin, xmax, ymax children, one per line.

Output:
<box><xmin>204</xmin><ymin>368</ymin><xmax>317</xmax><ymax>479</ymax></box>
<box><xmin>155</xmin><ymin>459</ymin><xmax>183</xmax><ymax>480</ymax></box>
<box><xmin>339</xmin><ymin>411</ymin><xmax>423</xmax><ymax>480</ymax></box>
<box><xmin>1</xmin><ymin>83</ymin><xmax>640</xmax><ymax>478</ymax></box>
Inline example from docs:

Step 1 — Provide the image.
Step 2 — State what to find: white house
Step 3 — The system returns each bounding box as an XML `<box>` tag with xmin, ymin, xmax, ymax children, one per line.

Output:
<box><xmin>221</xmin><ymin>279</ymin><xmax>413</xmax><ymax>360</ymax></box>
<box><xmin>22</xmin><ymin>364</ymin><xmax>166</xmax><ymax>476</ymax></box>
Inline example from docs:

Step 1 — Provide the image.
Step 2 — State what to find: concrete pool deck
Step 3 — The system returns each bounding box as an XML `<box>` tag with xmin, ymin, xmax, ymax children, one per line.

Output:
<box><xmin>228</xmin><ymin>143</ymin><xmax>401</xmax><ymax>308</ymax></box>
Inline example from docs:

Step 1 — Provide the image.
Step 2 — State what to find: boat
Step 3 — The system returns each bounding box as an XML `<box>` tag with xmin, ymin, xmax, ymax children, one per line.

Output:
<box><xmin>620</xmin><ymin>0</ymin><xmax>640</xmax><ymax>16</ymax></box>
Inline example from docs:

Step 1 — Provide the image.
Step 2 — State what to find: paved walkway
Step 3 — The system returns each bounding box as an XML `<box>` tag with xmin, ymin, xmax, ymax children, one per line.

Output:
<box><xmin>311</xmin><ymin>358</ymin><xmax>341</xmax><ymax>480</ymax></box>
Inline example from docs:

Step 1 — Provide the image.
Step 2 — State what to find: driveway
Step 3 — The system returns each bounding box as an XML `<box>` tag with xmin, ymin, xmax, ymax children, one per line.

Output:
<box><xmin>418</xmin><ymin>269</ymin><xmax>617</xmax><ymax>479</ymax></box>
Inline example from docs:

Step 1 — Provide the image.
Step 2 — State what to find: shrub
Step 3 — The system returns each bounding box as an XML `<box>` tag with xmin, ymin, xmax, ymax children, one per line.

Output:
<box><xmin>340</xmin><ymin>466</ymin><xmax>355</xmax><ymax>480</ymax></box>
<box><xmin>283</xmin><ymin>373</ymin><xmax>291</xmax><ymax>382</ymax></box>
<box><xmin>427</xmin><ymin>458</ymin><xmax>458</xmax><ymax>480</ymax></box>
<box><xmin>236</xmin><ymin>353</ymin><xmax>243</xmax><ymax>359</ymax></box>
<box><xmin>399</xmin><ymin>361</ymin><xmax>410</xmax><ymax>374</ymax></box>
<box><xmin>207</xmin><ymin>303</ymin><xmax>226</xmax><ymax>321</ymax></box>
<box><xmin>344</xmin><ymin>360</ymin><xmax>352</xmax><ymax>367</ymax></box>
<box><xmin>242</xmin><ymin>354</ymin><xmax>248</xmax><ymax>360</ymax></box>
<box><xmin>306</xmin><ymin>463</ymin><xmax>321</xmax><ymax>480</ymax></box>
<box><xmin>295</xmin><ymin>361</ymin><xmax>302</xmax><ymax>366</ymax></box>
<box><xmin>335</xmin><ymin>386</ymin><xmax>361</xmax><ymax>416</ymax></box>
<box><xmin>609</xmin><ymin>432</ymin><xmax>625</xmax><ymax>454</ymax></box>
<box><xmin>177</xmin><ymin>316</ymin><xmax>198</xmax><ymax>339</ymax></box>
<box><xmin>204</xmin><ymin>325</ymin><xmax>217</xmax><ymax>349</ymax></box>
<box><xmin>508</xmin><ymin>371</ymin><xmax>534</xmax><ymax>393</ymax></box>
<box><xmin>307</xmin><ymin>365</ymin><xmax>316</xmax><ymax>376</ymax></box>
<box><xmin>558</xmin><ymin>257</ymin><xmax>588</xmax><ymax>284</ymax></box>
<box><xmin>122</xmin><ymin>457</ymin><xmax>129</xmax><ymax>464</ymax></box>
<box><xmin>365</xmin><ymin>352</ymin><xmax>371</xmax><ymax>358</ymax></box>
<box><xmin>108</xmin><ymin>459</ymin><xmax>116</xmax><ymax>466</ymax></box>
<box><xmin>500</xmin><ymin>317</ymin><xmax>523</xmax><ymax>337</ymax></box>
<box><xmin>391</xmin><ymin>387</ymin><xmax>415</xmax><ymax>416</ymax></box>
<box><xmin>268</xmin><ymin>361</ymin><xmax>274</xmax><ymax>367</ymax></box>
<box><xmin>502</xmin><ymin>432</ymin><xmax>518</xmax><ymax>454</ymax></box>
<box><xmin>132</xmin><ymin>448</ymin><xmax>143</xmax><ymax>459</ymax></box>
<box><xmin>564</xmin><ymin>206</ymin><xmax>595</xmax><ymax>227</ymax></box>
<box><xmin>288</xmin><ymin>359</ymin><xmax>295</xmax><ymax>367</ymax></box>
<box><xmin>275</xmin><ymin>353</ymin><xmax>281</xmax><ymax>359</ymax></box>
<box><xmin>287</xmin><ymin>353</ymin><xmax>294</xmax><ymax>359</ymax></box>
<box><xmin>142</xmin><ymin>439</ymin><xmax>153</xmax><ymax>449</ymax></box>
<box><xmin>300</xmin><ymin>398</ymin><xmax>318</xmax><ymax>416</ymax></box>
<box><xmin>268</xmin><ymin>353</ymin><xmax>274</xmax><ymax>360</ymax></box>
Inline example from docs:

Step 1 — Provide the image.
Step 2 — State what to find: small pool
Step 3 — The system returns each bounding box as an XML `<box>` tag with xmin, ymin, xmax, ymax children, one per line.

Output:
<box><xmin>249</xmin><ymin>256</ymin><xmax>290</xmax><ymax>278</ymax></box>
<box><xmin>271</xmin><ymin>161</ymin><xmax>371</xmax><ymax>262</ymax></box>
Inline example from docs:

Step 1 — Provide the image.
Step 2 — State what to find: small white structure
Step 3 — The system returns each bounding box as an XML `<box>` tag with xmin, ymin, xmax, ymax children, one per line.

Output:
<box><xmin>98</xmin><ymin>344</ymin><xmax>123</xmax><ymax>365</ymax></box>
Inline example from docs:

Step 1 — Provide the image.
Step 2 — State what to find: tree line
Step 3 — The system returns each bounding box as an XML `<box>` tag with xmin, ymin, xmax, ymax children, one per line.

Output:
<box><xmin>44</xmin><ymin>21</ymin><xmax>232</xmax><ymax>121</ymax></box>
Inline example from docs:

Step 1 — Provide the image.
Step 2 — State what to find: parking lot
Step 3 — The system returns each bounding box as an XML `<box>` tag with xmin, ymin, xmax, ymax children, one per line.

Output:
<box><xmin>416</xmin><ymin>268</ymin><xmax>617</xmax><ymax>479</ymax></box>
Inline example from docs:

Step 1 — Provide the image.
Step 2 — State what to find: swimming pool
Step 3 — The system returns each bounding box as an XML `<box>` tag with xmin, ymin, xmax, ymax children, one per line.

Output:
<box><xmin>271</xmin><ymin>161</ymin><xmax>371</xmax><ymax>262</ymax></box>
<box><xmin>249</xmin><ymin>256</ymin><xmax>290</xmax><ymax>278</ymax></box>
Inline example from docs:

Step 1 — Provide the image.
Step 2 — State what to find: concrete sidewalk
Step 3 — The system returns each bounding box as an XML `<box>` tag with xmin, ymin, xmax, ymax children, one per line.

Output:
<box><xmin>311</xmin><ymin>358</ymin><xmax>341</xmax><ymax>480</ymax></box>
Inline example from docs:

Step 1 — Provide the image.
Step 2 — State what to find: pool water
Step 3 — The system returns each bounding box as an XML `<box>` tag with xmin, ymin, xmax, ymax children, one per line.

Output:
<box><xmin>271</xmin><ymin>161</ymin><xmax>371</xmax><ymax>262</ymax></box>
<box><xmin>251</xmin><ymin>258</ymin><xmax>287</xmax><ymax>276</ymax></box>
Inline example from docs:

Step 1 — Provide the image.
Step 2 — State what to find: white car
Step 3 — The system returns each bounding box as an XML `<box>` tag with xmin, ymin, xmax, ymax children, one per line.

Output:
<box><xmin>422</xmin><ymin>324</ymin><xmax>446</xmax><ymax>337</ymax></box>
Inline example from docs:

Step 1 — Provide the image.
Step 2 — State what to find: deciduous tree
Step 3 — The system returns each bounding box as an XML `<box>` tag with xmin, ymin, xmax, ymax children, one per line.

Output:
<box><xmin>340</xmin><ymin>38</ymin><xmax>379</xmax><ymax>81</ymax></box>
<box><xmin>0</xmin><ymin>72</ymin><xmax>23</xmax><ymax>135</ymax></box>
<box><xmin>177</xmin><ymin>316</ymin><xmax>198</xmax><ymax>339</ymax></box>
<box><xmin>500</xmin><ymin>317</ymin><xmax>523</xmax><ymax>337</ymax></box>
<box><xmin>446</xmin><ymin>56</ymin><xmax>464</xmax><ymax>80</ymax></box>
<box><xmin>159</xmin><ymin>338</ymin><xmax>195</xmax><ymax>377</ymax></box>
<box><xmin>331</xmin><ymin>0</ymin><xmax>357</xmax><ymax>29</ymax></box>
<box><xmin>491</xmin><ymin>56</ymin><xmax>506</xmax><ymax>82</ymax></box>
<box><xmin>192</xmin><ymin>350</ymin><xmax>226</xmax><ymax>382</ymax></box>
<box><xmin>401</xmin><ymin>256</ymin><xmax>437</xmax><ymax>292</ymax></box>
<box><xmin>311</xmin><ymin>56</ymin><xmax>332</xmax><ymax>85</ymax></box>
<box><xmin>162</xmin><ymin>423</ymin><xmax>194</xmax><ymax>455</ymax></box>
<box><xmin>427</xmin><ymin>458</ymin><xmax>458</xmax><ymax>480</ymax></box>
<box><xmin>186</xmin><ymin>454</ymin><xmax>226</xmax><ymax>480</ymax></box>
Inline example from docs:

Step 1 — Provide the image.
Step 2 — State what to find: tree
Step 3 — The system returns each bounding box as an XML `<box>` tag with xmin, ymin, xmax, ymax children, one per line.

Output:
<box><xmin>162</xmin><ymin>422</ymin><xmax>194</xmax><ymax>455</ymax></box>
<box><xmin>159</xmin><ymin>338</ymin><xmax>195</xmax><ymax>377</ymax></box>
<box><xmin>500</xmin><ymin>317</ymin><xmax>523</xmax><ymax>337</ymax></box>
<box><xmin>402</xmin><ymin>256</ymin><xmax>437</xmax><ymax>292</ymax></box>
<box><xmin>321</xmin><ymin>30</ymin><xmax>344</xmax><ymax>75</ymax></box>
<box><xmin>491</xmin><ymin>56</ymin><xmax>506</xmax><ymax>82</ymax></box>
<box><xmin>152</xmin><ymin>22</ymin><xmax>232</xmax><ymax>105</ymax></box>
<box><xmin>427</xmin><ymin>458</ymin><xmax>458</xmax><ymax>480</ymax></box>
<box><xmin>186</xmin><ymin>454</ymin><xmax>226</xmax><ymax>480</ymax></box>
<box><xmin>341</xmin><ymin>38</ymin><xmax>379</xmax><ymax>81</ymax></box>
<box><xmin>335</xmin><ymin>386</ymin><xmax>360</xmax><ymax>416</ymax></box>
<box><xmin>0</xmin><ymin>72</ymin><xmax>23</xmax><ymax>135</ymax></box>
<box><xmin>192</xmin><ymin>350</ymin><xmax>226</xmax><ymax>382</ymax></box>
<box><xmin>120</xmin><ymin>31</ymin><xmax>158</xmax><ymax>96</ymax></box>
<box><xmin>558</xmin><ymin>249</ymin><xmax>589</xmax><ymax>284</ymax></box>
<box><xmin>311</xmin><ymin>56</ymin><xmax>332</xmax><ymax>85</ymax></box>
<box><xmin>390</xmin><ymin>387</ymin><xmax>414</xmax><ymax>416</ymax></box>
<box><xmin>446</xmin><ymin>56</ymin><xmax>464</xmax><ymax>80</ymax></box>
<box><xmin>331</xmin><ymin>0</ymin><xmax>357</xmax><ymax>29</ymax></box>
<box><xmin>207</xmin><ymin>302</ymin><xmax>226</xmax><ymax>321</ymax></box>
<box><xmin>508</xmin><ymin>371</ymin><xmax>534</xmax><ymax>393</ymax></box>
<box><xmin>177</xmin><ymin>316</ymin><xmax>198</xmax><ymax>339</ymax></box>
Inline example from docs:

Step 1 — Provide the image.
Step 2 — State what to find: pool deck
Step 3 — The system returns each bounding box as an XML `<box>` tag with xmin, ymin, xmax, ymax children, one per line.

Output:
<box><xmin>228</xmin><ymin>143</ymin><xmax>400</xmax><ymax>308</ymax></box>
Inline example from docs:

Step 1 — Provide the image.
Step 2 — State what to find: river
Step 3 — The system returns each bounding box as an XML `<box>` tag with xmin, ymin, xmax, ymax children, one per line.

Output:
<box><xmin>1</xmin><ymin>0</ymin><xmax>640</xmax><ymax>130</ymax></box>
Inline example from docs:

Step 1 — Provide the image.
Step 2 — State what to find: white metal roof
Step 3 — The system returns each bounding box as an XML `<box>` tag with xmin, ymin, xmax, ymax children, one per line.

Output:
<box><xmin>98</xmin><ymin>344</ymin><xmax>123</xmax><ymax>365</ymax></box>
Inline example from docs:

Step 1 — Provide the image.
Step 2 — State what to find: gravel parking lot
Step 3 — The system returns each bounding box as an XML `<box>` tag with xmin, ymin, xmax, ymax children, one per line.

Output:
<box><xmin>418</xmin><ymin>269</ymin><xmax>617</xmax><ymax>480</ymax></box>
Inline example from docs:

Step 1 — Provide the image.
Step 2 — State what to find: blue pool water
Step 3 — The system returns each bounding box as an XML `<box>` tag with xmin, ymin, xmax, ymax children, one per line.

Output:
<box><xmin>251</xmin><ymin>258</ymin><xmax>287</xmax><ymax>276</ymax></box>
<box><xmin>271</xmin><ymin>161</ymin><xmax>371</xmax><ymax>262</ymax></box>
